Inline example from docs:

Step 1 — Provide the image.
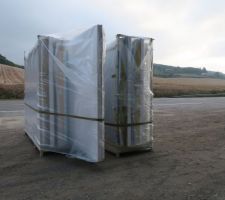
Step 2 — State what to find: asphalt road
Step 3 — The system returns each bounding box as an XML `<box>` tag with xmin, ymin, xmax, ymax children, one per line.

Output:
<box><xmin>1</xmin><ymin>97</ymin><xmax>225</xmax><ymax>200</ymax></box>
<box><xmin>2</xmin><ymin>97</ymin><xmax>224</xmax><ymax>132</ymax></box>
<box><xmin>1</xmin><ymin>97</ymin><xmax>225</xmax><ymax>117</ymax></box>
<box><xmin>0</xmin><ymin>100</ymin><xmax>24</xmax><ymax>117</ymax></box>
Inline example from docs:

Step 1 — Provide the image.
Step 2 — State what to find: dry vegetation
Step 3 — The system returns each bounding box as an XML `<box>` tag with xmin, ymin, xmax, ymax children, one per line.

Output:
<box><xmin>153</xmin><ymin>77</ymin><xmax>225</xmax><ymax>97</ymax></box>
<box><xmin>0</xmin><ymin>64</ymin><xmax>24</xmax><ymax>98</ymax></box>
<box><xmin>0</xmin><ymin>64</ymin><xmax>225</xmax><ymax>98</ymax></box>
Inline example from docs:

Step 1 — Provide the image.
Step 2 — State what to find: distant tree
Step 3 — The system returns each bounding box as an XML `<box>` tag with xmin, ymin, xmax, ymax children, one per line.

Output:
<box><xmin>0</xmin><ymin>54</ymin><xmax>23</xmax><ymax>68</ymax></box>
<box><xmin>202</xmin><ymin>67</ymin><xmax>207</xmax><ymax>73</ymax></box>
<box><xmin>215</xmin><ymin>72</ymin><xmax>220</xmax><ymax>78</ymax></box>
<box><xmin>153</xmin><ymin>64</ymin><xmax>224</xmax><ymax>79</ymax></box>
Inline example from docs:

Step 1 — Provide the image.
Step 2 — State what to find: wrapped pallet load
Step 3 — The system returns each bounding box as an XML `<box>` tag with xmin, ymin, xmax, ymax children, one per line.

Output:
<box><xmin>104</xmin><ymin>34</ymin><xmax>154</xmax><ymax>156</ymax></box>
<box><xmin>24</xmin><ymin>25</ymin><xmax>105</xmax><ymax>162</ymax></box>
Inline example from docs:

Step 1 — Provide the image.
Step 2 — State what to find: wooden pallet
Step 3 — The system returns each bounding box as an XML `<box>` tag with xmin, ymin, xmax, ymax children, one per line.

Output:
<box><xmin>105</xmin><ymin>142</ymin><xmax>153</xmax><ymax>157</ymax></box>
<box><xmin>24</xmin><ymin>132</ymin><xmax>46</xmax><ymax>157</ymax></box>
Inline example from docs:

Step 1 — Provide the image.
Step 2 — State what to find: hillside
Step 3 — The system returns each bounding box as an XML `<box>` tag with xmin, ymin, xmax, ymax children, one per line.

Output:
<box><xmin>0</xmin><ymin>64</ymin><xmax>24</xmax><ymax>98</ymax></box>
<box><xmin>0</xmin><ymin>54</ymin><xmax>23</xmax><ymax>69</ymax></box>
<box><xmin>154</xmin><ymin>64</ymin><xmax>225</xmax><ymax>79</ymax></box>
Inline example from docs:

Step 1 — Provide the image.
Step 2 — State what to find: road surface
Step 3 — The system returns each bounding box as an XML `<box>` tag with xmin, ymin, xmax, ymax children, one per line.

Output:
<box><xmin>0</xmin><ymin>100</ymin><xmax>24</xmax><ymax>117</ymax></box>
<box><xmin>0</xmin><ymin>98</ymin><xmax>225</xmax><ymax>200</ymax></box>
<box><xmin>1</xmin><ymin>97</ymin><xmax>225</xmax><ymax>116</ymax></box>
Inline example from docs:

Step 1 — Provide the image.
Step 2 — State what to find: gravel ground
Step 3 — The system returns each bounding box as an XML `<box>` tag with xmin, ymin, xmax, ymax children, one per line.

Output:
<box><xmin>0</xmin><ymin>98</ymin><xmax>225</xmax><ymax>200</ymax></box>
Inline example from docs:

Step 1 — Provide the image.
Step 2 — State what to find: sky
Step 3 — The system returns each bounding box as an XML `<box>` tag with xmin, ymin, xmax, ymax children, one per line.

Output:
<box><xmin>0</xmin><ymin>0</ymin><xmax>225</xmax><ymax>73</ymax></box>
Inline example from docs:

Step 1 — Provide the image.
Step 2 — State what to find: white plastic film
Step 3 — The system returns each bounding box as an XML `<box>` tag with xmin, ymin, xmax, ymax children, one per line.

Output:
<box><xmin>104</xmin><ymin>34</ymin><xmax>154</xmax><ymax>147</ymax></box>
<box><xmin>24</xmin><ymin>25</ymin><xmax>105</xmax><ymax>162</ymax></box>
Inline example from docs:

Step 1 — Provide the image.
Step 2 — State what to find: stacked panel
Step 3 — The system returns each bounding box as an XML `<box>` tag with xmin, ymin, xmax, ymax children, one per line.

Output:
<box><xmin>104</xmin><ymin>34</ymin><xmax>154</xmax><ymax>151</ymax></box>
<box><xmin>24</xmin><ymin>25</ymin><xmax>105</xmax><ymax>162</ymax></box>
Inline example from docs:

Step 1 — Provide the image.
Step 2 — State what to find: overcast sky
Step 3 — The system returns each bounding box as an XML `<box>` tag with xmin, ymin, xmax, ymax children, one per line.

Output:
<box><xmin>1</xmin><ymin>0</ymin><xmax>225</xmax><ymax>73</ymax></box>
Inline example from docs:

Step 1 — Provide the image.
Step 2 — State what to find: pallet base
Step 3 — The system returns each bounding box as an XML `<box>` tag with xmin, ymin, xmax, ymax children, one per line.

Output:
<box><xmin>25</xmin><ymin>131</ymin><xmax>153</xmax><ymax>158</ymax></box>
<box><xmin>105</xmin><ymin>142</ymin><xmax>153</xmax><ymax>157</ymax></box>
<box><xmin>24</xmin><ymin>132</ymin><xmax>46</xmax><ymax>157</ymax></box>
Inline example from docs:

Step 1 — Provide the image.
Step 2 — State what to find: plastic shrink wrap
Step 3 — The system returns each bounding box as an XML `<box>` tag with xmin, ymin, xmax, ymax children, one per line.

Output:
<box><xmin>24</xmin><ymin>25</ymin><xmax>105</xmax><ymax>162</ymax></box>
<box><xmin>104</xmin><ymin>34</ymin><xmax>154</xmax><ymax>153</ymax></box>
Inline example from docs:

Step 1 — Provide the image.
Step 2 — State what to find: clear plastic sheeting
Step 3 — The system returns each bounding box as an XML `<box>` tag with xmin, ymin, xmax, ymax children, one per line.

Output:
<box><xmin>24</xmin><ymin>25</ymin><xmax>105</xmax><ymax>162</ymax></box>
<box><xmin>104</xmin><ymin>34</ymin><xmax>154</xmax><ymax>148</ymax></box>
